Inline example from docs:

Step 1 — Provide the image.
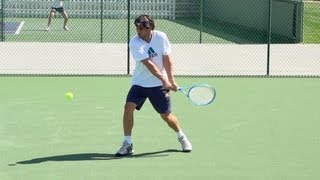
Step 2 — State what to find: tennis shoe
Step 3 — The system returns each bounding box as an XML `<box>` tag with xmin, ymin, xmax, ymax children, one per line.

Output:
<box><xmin>45</xmin><ymin>27</ymin><xmax>50</xmax><ymax>31</ymax></box>
<box><xmin>63</xmin><ymin>26</ymin><xmax>70</xmax><ymax>31</ymax></box>
<box><xmin>178</xmin><ymin>136</ymin><xmax>192</xmax><ymax>152</ymax></box>
<box><xmin>115</xmin><ymin>141</ymin><xmax>134</xmax><ymax>157</ymax></box>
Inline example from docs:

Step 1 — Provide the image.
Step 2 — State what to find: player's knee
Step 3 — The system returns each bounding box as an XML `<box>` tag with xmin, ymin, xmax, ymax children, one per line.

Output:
<box><xmin>124</xmin><ymin>102</ymin><xmax>136</xmax><ymax>113</ymax></box>
<box><xmin>160</xmin><ymin>112</ymin><xmax>171</xmax><ymax>122</ymax></box>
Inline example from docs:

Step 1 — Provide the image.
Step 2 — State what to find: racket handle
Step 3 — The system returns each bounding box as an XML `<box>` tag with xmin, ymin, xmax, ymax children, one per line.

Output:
<box><xmin>161</xmin><ymin>86</ymin><xmax>181</xmax><ymax>92</ymax></box>
<box><xmin>160</xmin><ymin>87</ymin><xmax>170</xmax><ymax>92</ymax></box>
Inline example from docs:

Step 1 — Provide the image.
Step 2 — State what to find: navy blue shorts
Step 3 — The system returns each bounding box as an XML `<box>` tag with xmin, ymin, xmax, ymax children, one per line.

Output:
<box><xmin>51</xmin><ymin>7</ymin><xmax>65</xmax><ymax>13</ymax></box>
<box><xmin>126</xmin><ymin>85</ymin><xmax>171</xmax><ymax>114</ymax></box>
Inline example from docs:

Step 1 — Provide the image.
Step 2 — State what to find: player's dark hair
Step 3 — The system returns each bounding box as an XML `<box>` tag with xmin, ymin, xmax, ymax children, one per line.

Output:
<box><xmin>134</xmin><ymin>14</ymin><xmax>155</xmax><ymax>30</ymax></box>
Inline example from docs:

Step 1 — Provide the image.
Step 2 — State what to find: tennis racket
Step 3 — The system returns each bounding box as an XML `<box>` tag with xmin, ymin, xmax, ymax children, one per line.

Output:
<box><xmin>163</xmin><ymin>84</ymin><xmax>216</xmax><ymax>106</ymax></box>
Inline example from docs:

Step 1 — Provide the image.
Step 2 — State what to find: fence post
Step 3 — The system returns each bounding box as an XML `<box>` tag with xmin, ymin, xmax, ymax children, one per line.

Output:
<box><xmin>127</xmin><ymin>0</ymin><xmax>131</xmax><ymax>75</ymax></box>
<box><xmin>1</xmin><ymin>0</ymin><xmax>4</xmax><ymax>42</ymax></box>
<box><xmin>100</xmin><ymin>0</ymin><xmax>104</xmax><ymax>43</ymax></box>
<box><xmin>199</xmin><ymin>0</ymin><xmax>203</xmax><ymax>44</ymax></box>
<box><xmin>267</xmin><ymin>0</ymin><xmax>272</xmax><ymax>76</ymax></box>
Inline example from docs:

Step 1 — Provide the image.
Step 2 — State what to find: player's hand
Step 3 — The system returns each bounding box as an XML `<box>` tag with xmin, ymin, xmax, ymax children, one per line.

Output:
<box><xmin>162</xmin><ymin>80</ymin><xmax>178</xmax><ymax>92</ymax></box>
<box><xmin>170</xmin><ymin>83</ymin><xmax>178</xmax><ymax>92</ymax></box>
<box><xmin>162</xmin><ymin>80</ymin><xmax>172</xmax><ymax>90</ymax></box>
<box><xmin>162</xmin><ymin>80</ymin><xmax>176</xmax><ymax>91</ymax></box>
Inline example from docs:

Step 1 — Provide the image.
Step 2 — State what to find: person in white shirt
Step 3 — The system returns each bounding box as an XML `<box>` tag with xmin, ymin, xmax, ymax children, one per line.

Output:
<box><xmin>115</xmin><ymin>14</ymin><xmax>192</xmax><ymax>156</ymax></box>
<box><xmin>46</xmin><ymin>0</ymin><xmax>69</xmax><ymax>31</ymax></box>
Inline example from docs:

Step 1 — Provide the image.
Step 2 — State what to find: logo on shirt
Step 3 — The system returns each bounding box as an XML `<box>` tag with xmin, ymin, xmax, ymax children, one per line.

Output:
<box><xmin>148</xmin><ymin>47</ymin><xmax>158</xmax><ymax>58</ymax></box>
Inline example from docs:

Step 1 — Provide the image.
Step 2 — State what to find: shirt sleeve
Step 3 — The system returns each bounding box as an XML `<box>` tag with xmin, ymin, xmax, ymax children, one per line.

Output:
<box><xmin>129</xmin><ymin>40</ymin><xmax>150</xmax><ymax>62</ymax></box>
<box><xmin>162</xmin><ymin>33</ymin><xmax>172</xmax><ymax>55</ymax></box>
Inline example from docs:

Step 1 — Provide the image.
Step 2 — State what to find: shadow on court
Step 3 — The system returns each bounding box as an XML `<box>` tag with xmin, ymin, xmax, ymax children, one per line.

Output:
<box><xmin>11</xmin><ymin>149</ymin><xmax>181</xmax><ymax>165</ymax></box>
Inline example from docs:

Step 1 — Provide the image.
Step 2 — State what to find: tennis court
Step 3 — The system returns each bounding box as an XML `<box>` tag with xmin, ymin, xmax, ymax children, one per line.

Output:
<box><xmin>1</xmin><ymin>76</ymin><xmax>320</xmax><ymax>180</ymax></box>
<box><xmin>2</xmin><ymin>0</ymin><xmax>319</xmax><ymax>44</ymax></box>
<box><xmin>0</xmin><ymin>22</ymin><xmax>25</xmax><ymax>34</ymax></box>
<box><xmin>1</xmin><ymin>1</ymin><xmax>320</xmax><ymax>179</ymax></box>
<box><xmin>3</xmin><ymin>17</ymin><xmax>229</xmax><ymax>43</ymax></box>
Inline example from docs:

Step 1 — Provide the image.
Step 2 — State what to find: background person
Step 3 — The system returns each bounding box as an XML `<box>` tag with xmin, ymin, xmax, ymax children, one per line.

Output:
<box><xmin>46</xmin><ymin>0</ymin><xmax>69</xmax><ymax>31</ymax></box>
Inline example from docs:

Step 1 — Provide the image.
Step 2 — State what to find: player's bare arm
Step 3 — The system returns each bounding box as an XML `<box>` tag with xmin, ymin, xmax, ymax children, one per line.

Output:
<box><xmin>142</xmin><ymin>58</ymin><xmax>172</xmax><ymax>89</ymax></box>
<box><xmin>163</xmin><ymin>55</ymin><xmax>178</xmax><ymax>91</ymax></box>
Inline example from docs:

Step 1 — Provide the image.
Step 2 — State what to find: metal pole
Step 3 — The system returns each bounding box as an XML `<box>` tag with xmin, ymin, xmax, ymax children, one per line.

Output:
<box><xmin>100</xmin><ymin>0</ymin><xmax>103</xmax><ymax>43</ymax></box>
<box><xmin>1</xmin><ymin>0</ymin><xmax>4</xmax><ymax>42</ymax></box>
<box><xmin>199</xmin><ymin>0</ymin><xmax>203</xmax><ymax>44</ymax></box>
<box><xmin>127</xmin><ymin>0</ymin><xmax>131</xmax><ymax>74</ymax></box>
<box><xmin>267</xmin><ymin>0</ymin><xmax>272</xmax><ymax>76</ymax></box>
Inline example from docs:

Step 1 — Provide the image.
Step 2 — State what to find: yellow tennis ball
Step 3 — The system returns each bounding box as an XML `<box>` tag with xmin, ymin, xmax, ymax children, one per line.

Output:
<box><xmin>65</xmin><ymin>92</ymin><xmax>74</xmax><ymax>100</ymax></box>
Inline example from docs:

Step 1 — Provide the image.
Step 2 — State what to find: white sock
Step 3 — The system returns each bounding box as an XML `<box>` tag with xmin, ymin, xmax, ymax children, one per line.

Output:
<box><xmin>177</xmin><ymin>129</ymin><xmax>185</xmax><ymax>138</ymax></box>
<box><xmin>124</xmin><ymin>136</ymin><xmax>132</xmax><ymax>144</ymax></box>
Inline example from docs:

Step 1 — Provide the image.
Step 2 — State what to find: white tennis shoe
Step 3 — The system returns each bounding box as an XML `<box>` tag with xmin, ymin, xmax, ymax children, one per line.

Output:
<box><xmin>63</xmin><ymin>26</ymin><xmax>70</xmax><ymax>31</ymax></box>
<box><xmin>115</xmin><ymin>141</ymin><xmax>134</xmax><ymax>156</ymax></box>
<box><xmin>178</xmin><ymin>136</ymin><xmax>192</xmax><ymax>152</ymax></box>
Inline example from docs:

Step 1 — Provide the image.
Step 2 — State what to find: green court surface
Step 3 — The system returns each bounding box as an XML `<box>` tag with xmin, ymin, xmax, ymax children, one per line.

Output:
<box><xmin>4</xmin><ymin>18</ymin><xmax>227</xmax><ymax>43</ymax></box>
<box><xmin>1</xmin><ymin>77</ymin><xmax>320</xmax><ymax>180</ymax></box>
<box><xmin>4</xmin><ymin>4</ymin><xmax>320</xmax><ymax>44</ymax></box>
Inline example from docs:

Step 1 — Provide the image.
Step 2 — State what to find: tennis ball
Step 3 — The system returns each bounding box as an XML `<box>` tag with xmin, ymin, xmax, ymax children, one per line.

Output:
<box><xmin>65</xmin><ymin>92</ymin><xmax>74</xmax><ymax>100</ymax></box>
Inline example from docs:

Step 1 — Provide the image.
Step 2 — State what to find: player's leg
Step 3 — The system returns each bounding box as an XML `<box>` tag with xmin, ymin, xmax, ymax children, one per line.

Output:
<box><xmin>115</xmin><ymin>85</ymin><xmax>146</xmax><ymax>156</ymax></box>
<box><xmin>148</xmin><ymin>86</ymin><xmax>192</xmax><ymax>152</ymax></box>
<box><xmin>46</xmin><ymin>9</ymin><xmax>55</xmax><ymax>31</ymax></box>
<box><xmin>148</xmin><ymin>86</ymin><xmax>179</xmax><ymax>131</ymax></box>
<box><xmin>160</xmin><ymin>112</ymin><xmax>192</xmax><ymax>152</ymax></box>
<box><xmin>61</xmin><ymin>11</ymin><xmax>69</xmax><ymax>30</ymax></box>
<box><xmin>123</xmin><ymin>102</ymin><xmax>136</xmax><ymax>136</ymax></box>
<box><xmin>160</xmin><ymin>112</ymin><xmax>180</xmax><ymax>132</ymax></box>
<box><xmin>115</xmin><ymin>102</ymin><xmax>136</xmax><ymax>157</ymax></box>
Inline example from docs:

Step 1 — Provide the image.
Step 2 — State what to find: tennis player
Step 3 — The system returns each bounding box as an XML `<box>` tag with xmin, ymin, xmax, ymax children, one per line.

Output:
<box><xmin>46</xmin><ymin>0</ymin><xmax>69</xmax><ymax>31</ymax></box>
<box><xmin>115</xmin><ymin>14</ymin><xmax>192</xmax><ymax>156</ymax></box>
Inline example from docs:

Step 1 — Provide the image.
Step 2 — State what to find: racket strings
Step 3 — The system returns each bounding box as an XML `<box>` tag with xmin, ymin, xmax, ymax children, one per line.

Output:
<box><xmin>188</xmin><ymin>86</ymin><xmax>215</xmax><ymax>105</ymax></box>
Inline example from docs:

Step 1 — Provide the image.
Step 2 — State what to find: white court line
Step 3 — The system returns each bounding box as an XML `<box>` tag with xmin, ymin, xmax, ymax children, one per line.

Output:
<box><xmin>15</xmin><ymin>21</ymin><xmax>25</xmax><ymax>34</ymax></box>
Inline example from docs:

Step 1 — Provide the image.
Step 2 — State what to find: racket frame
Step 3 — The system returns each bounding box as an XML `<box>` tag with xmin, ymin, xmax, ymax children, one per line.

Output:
<box><xmin>178</xmin><ymin>84</ymin><xmax>216</xmax><ymax>106</ymax></box>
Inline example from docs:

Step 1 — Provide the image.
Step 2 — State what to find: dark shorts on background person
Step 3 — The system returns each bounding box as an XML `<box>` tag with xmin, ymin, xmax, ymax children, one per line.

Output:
<box><xmin>51</xmin><ymin>7</ymin><xmax>64</xmax><ymax>13</ymax></box>
<box><xmin>126</xmin><ymin>85</ymin><xmax>171</xmax><ymax>114</ymax></box>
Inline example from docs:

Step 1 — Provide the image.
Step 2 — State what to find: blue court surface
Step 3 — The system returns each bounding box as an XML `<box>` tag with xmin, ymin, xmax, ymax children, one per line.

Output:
<box><xmin>0</xmin><ymin>21</ymin><xmax>24</xmax><ymax>34</ymax></box>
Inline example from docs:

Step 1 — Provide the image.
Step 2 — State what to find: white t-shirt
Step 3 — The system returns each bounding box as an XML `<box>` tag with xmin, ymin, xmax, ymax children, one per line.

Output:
<box><xmin>129</xmin><ymin>30</ymin><xmax>172</xmax><ymax>87</ymax></box>
<box><xmin>52</xmin><ymin>0</ymin><xmax>63</xmax><ymax>8</ymax></box>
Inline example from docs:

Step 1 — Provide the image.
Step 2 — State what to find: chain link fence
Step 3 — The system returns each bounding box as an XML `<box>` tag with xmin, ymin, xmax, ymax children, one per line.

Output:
<box><xmin>0</xmin><ymin>0</ymin><xmax>319</xmax><ymax>76</ymax></box>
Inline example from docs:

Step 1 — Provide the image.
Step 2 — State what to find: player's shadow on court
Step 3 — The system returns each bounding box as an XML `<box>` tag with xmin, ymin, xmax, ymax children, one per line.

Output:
<box><xmin>12</xmin><ymin>149</ymin><xmax>181</xmax><ymax>165</ymax></box>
